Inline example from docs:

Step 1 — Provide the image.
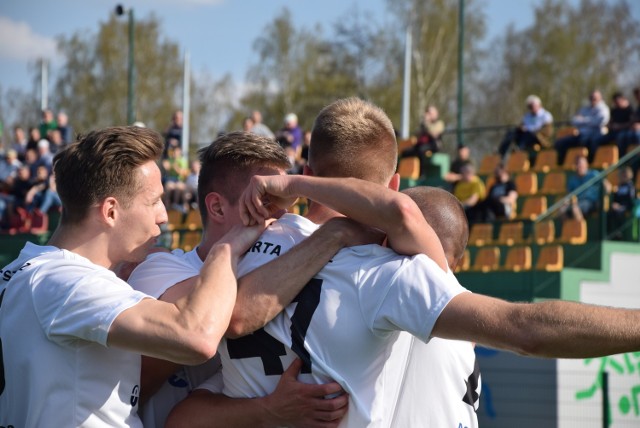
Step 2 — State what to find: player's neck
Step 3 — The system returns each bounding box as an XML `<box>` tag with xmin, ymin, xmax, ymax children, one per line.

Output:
<box><xmin>305</xmin><ymin>204</ymin><xmax>339</xmax><ymax>225</ymax></box>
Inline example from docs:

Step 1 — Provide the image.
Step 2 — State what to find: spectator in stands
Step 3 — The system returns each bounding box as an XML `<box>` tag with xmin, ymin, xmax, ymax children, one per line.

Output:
<box><xmin>453</xmin><ymin>160</ymin><xmax>486</xmax><ymax>224</ymax></box>
<box><xmin>444</xmin><ymin>144</ymin><xmax>471</xmax><ymax>188</ymax></box>
<box><xmin>10</xmin><ymin>165</ymin><xmax>33</xmax><ymax>211</ymax></box>
<box><xmin>0</xmin><ymin>149</ymin><xmax>22</xmax><ymax>189</ymax></box>
<box><xmin>554</xmin><ymin>90</ymin><xmax>610</xmax><ymax>165</ymax></box>
<box><xmin>39</xmin><ymin>108</ymin><xmax>57</xmax><ymax>140</ymax></box>
<box><xmin>591</xmin><ymin>91</ymin><xmax>634</xmax><ymax>158</ymax></box>
<box><xmin>25</xmin><ymin>165</ymin><xmax>61</xmax><ymax>214</ymax></box>
<box><xmin>57</xmin><ymin>111</ymin><xmax>73</xmax><ymax>144</ymax></box>
<box><xmin>250</xmin><ymin>110</ymin><xmax>275</xmax><ymax>139</ymax></box>
<box><xmin>162</xmin><ymin>145</ymin><xmax>189</xmax><ymax>212</ymax></box>
<box><xmin>26</xmin><ymin>127</ymin><xmax>41</xmax><ymax>152</ymax></box>
<box><xmin>11</xmin><ymin>126</ymin><xmax>28</xmax><ymax>161</ymax></box>
<box><xmin>604</xmin><ymin>166</ymin><xmax>637</xmax><ymax>240</ymax></box>
<box><xmin>242</xmin><ymin>116</ymin><xmax>254</xmax><ymax>132</ymax></box>
<box><xmin>184</xmin><ymin>159</ymin><xmax>201</xmax><ymax>210</ymax></box>
<box><xmin>401</xmin><ymin>105</ymin><xmax>445</xmax><ymax>177</ymax></box>
<box><xmin>560</xmin><ymin>154</ymin><xmax>600</xmax><ymax>221</ymax></box>
<box><xmin>24</xmin><ymin>148</ymin><xmax>39</xmax><ymax>178</ymax></box>
<box><xmin>48</xmin><ymin>129</ymin><xmax>65</xmax><ymax>154</ymax></box>
<box><xmin>498</xmin><ymin>95</ymin><xmax>554</xmax><ymax>158</ymax></box>
<box><xmin>479</xmin><ymin>163</ymin><xmax>518</xmax><ymax>221</ymax></box>
<box><xmin>616</xmin><ymin>87</ymin><xmax>640</xmax><ymax>155</ymax></box>
<box><xmin>34</xmin><ymin>139</ymin><xmax>54</xmax><ymax>174</ymax></box>
<box><xmin>164</xmin><ymin>110</ymin><xmax>183</xmax><ymax>158</ymax></box>
<box><xmin>276</xmin><ymin>113</ymin><xmax>303</xmax><ymax>154</ymax></box>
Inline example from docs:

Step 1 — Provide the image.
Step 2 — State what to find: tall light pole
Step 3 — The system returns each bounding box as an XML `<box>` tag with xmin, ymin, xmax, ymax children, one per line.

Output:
<box><xmin>115</xmin><ymin>5</ymin><xmax>135</xmax><ymax>125</ymax></box>
<box><xmin>456</xmin><ymin>0</ymin><xmax>465</xmax><ymax>148</ymax></box>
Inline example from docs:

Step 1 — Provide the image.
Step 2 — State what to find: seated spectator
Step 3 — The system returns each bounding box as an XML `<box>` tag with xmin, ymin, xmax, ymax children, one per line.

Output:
<box><xmin>242</xmin><ymin>116</ymin><xmax>254</xmax><ymax>132</ymax></box>
<box><xmin>604</xmin><ymin>166</ymin><xmax>637</xmax><ymax>239</ymax></box>
<box><xmin>479</xmin><ymin>164</ymin><xmax>518</xmax><ymax>221</ymax></box>
<box><xmin>591</xmin><ymin>91</ymin><xmax>634</xmax><ymax>158</ymax></box>
<box><xmin>34</xmin><ymin>139</ymin><xmax>54</xmax><ymax>174</ymax></box>
<box><xmin>444</xmin><ymin>144</ymin><xmax>471</xmax><ymax>189</ymax></box>
<box><xmin>250</xmin><ymin>110</ymin><xmax>275</xmax><ymax>139</ymax></box>
<box><xmin>25</xmin><ymin>165</ymin><xmax>61</xmax><ymax>214</ymax></box>
<box><xmin>453</xmin><ymin>161</ymin><xmax>486</xmax><ymax>224</ymax></box>
<box><xmin>184</xmin><ymin>159</ymin><xmax>201</xmax><ymax>210</ymax></box>
<box><xmin>39</xmin><ymin>108</ymin><xmax>57</xmax><ymax>140</ymax></box>
<box><xmin>57</xmin><ymin>111</ymin><xmax>73</xmax><ymax>144</ymax></box>
<box><xmin>162</xmin><ymin>146</ymin><xmax>189</xmax><ymax>212</ymax></box>
<box><xmin>498</xmin><ymin>95</ymin><xmax>553</xmax><ymax>158</ymax></box>
<box><xmin>26</xmin><ymin>127</ymin><xmax>41</xmax><ymax>152</ymax></box>
<box><xmin>401</xmin><ymin>105</ymin><xmax>445</xmax><ymax>177</ymax></box>
<box><xmin>11</xmin><ymin>126</ymin><xmax>28</xmax><ymax>161</ymax></box>
<box><xmin>276</xmin><ymin>113</ymin><xmax>303</xmax><ymax>154</ymax></box>
<box><xmin>559</xmin><ymin>154</ymin><xmax>600</xmax><ymax>221</ymax></box>
<box><xmin>0</xmin><ymin>149</ymin><xmax>22</xmax><ymax>191</ymax></box>
<box><xmin>10</xmin><ymin>165</ymin><xmax>34</xmax><ymax>211</ymax></box>
<box><xmin>616</xmin><ymin>87</ymin><xmax>640</xmax><ymax>155</ymax></box>
<box><xmin>554</xmin><ymin>90</ymin><xmax>610</xmax><ymax>165</ymax></box>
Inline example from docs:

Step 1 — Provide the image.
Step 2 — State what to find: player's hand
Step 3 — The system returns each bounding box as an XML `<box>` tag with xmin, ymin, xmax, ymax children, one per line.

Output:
<box><xmin>217</xmin><ymin>221</ymin><xmax>272</xmax><ymax>258</ymax></box>
<box><xmin>240</xmin><ymin>175</ymin><xmax>298</xmax><ymax>226</ymax></box>
<box><xmin>263</xmin><ymin>359</ymin><xmax>348</xmax><ymax>428</ymax></box>
<box><xmin>320</xmin><ymin>217</ymin><xmax>386</xmax><ymax>248</ymax></box>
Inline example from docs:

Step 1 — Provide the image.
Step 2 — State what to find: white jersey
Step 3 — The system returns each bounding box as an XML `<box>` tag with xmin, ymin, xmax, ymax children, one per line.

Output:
<box><xmin>0</xmin><ymin>242</ymin><xmax>148</xmax><ymax>428</ymax></box>
<box><xmin>392</xmin><ymin>336</ymin><xmax>480</xmax><ymax>427</ymax></box>
<box><xmin>219</xmin><ymin>214</ymin><xmax>468</xmax><ymax>427</ymax></box>
<box><xmin>128</xmin><ymin>248</ymin><xmax>222</xmax><ymax>428</ymax></box>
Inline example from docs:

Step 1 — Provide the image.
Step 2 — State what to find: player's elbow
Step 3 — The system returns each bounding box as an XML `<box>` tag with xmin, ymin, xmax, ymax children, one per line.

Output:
<box><xmin>180</xmin><ymin>338</ymin><xmax>219</xmax><ymax>365</ymax></box>
<box><xmin>506</xmin><ymin>307</ymin><xmax>545</xmax><ymax>357</ymax></box>
<box><xmin>225</xmin><ymin>315</ymin><xmax>248</xmax><ymax>339</ymax></box>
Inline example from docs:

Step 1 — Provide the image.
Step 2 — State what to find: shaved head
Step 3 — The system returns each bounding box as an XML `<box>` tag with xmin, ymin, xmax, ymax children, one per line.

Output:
<box><xmin>401</xmin><ymin>186</ymin><xmax>469</xmax><ymax>270</ymax></box>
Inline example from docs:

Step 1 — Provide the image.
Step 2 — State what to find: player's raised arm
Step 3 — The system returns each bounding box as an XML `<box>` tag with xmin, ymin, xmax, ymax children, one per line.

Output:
<box><xmin>240</xmin><ymin>174</ymin><xmax>447</xmax><ymax>270</ymax></box>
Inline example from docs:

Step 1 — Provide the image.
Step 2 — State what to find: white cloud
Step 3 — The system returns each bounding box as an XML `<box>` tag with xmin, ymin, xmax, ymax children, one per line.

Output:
<box><xmin>0</xmin><ymin>16</ymin><xmax>58</xmax><ymax>62</ymax></box>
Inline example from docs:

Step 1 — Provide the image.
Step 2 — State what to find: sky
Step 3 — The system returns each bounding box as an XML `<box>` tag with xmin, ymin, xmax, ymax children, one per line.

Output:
<box><xmin>0</xmin><ymin>0</ymin><xmax>567</xmax><ymax>97</ymax></box>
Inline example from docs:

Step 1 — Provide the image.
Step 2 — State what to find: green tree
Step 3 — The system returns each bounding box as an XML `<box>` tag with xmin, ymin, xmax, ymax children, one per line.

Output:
<box><xmin>479</xmin><ymin>0</ymin><xmax>640</xmax><ymax>132</ymax></box>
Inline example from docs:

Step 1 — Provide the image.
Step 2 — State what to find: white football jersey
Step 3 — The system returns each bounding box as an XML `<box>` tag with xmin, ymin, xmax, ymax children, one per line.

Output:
<box><xmin>128</xmin><ymin>248</ymin><xmax>222</xmax><ymax>428</ymax></box>
<box><xmin>392</xmin><ymin>336</ymin><xmax>481</xmax><ymax>428</ymax></box>
<box><xmin>219</xmin><ymin>214</ymin><xmax>468</xmax><ymax>427</ymax></box>
<box><xmin>0</xmin><ymin>242</ymin><xmax>148</xmax><ymax>427</ymax></box>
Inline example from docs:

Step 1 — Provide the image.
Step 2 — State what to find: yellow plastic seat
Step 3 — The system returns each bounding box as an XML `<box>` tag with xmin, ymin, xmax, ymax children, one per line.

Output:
<box><xmin>532</xmin><ymin>220</ymin><xmax>555</xmax><ymax>245</ymax></box>
<box><xmin>517</xmin><ymin>196</ymin><xmax>548</xmax><ymax>221</ymax></box>
<box><xmin>503</xmin><ymin>246</ymin><xmax>532</xmax><ymax>272</ymax></box>
<box><xmin>558</xmin><ymin>218</ymin><xmax>587</xmax><ymax>244</ymax></box>
<box><xmin>514</xmin><ymin>172</ymin><xmax>538</xmax><ymax>196</ymax></box>
<box><xmin>532</xmin><ymin>149</ymin><xmax>558</xmax><ymax>173</ymax></box>
<box><xmin>591</xmin><ymin>145</ymin><xmax>619</xmax><ymax>170</ymax></box>
<box><xmin>505</xmin><ymin>151</ymin><xmax>530</xmax><ymax>174</ymax></box>
<box><xmin>495</xmin><ymin>221</ymin><xmax>524</xmax><ymax>246</ymax></box>
<box><xmin>470</xmin><ymin>247</ymin><xmax>501</xmax><ymax>272</ymax></box>
<box><xmin>478</xmin><ymin>154</ymin><xmax>502</xmax><ymax>176</ymax></box>
<box><xmin>562</xmin><ymin>147</ymin><xmax>589</xmax><ymax>170</ymax></box>
<box><xmin>539</xmin><ymin>172</ymin><xmax>566</xmax><ymax>195</ymax></box>
<box><xmin>454</xmin><ymin>249</ymin><xmax>471</xmax><ymax>273</ymax></box>
<box><xmin>468</xmin><ymin>223</ymin><xmax>493</xmax><ymax>246</ymax></box>
<box><xmin>535</xmin><ymin>245</ymin><xmax>564</xmax><ymax>271</ymax></box>
<box><xmin>397</xmin><ymin>157</ymin><xmax>420</xmax><ymax>180</ymax></box>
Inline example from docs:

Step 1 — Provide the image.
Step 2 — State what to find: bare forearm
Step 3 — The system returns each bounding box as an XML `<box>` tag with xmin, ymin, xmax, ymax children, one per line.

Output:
<box><xmin>510</xmin><ymin>300</ymin><xmax>640</xmax><ymax>358</ymax></box>
<box><xmin>228</xmin><ymin>226</ymin><xmax>345</xmax><ymax>338</ymax></box>
<box><xmin>290</xmin><ymin>176</ymin><xmax>446</xmax><ymax>268</ymax></box>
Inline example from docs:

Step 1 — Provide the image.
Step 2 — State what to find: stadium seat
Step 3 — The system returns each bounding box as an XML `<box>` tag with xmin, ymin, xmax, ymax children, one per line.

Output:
<box><xmin>532</xmin><ymin>149</ymin><xmax>558</xmax><ymax>173</ymax></box>
<box><xmin>514</xmin><ymin>172</ymin><xmax>538</xmax><ymax>196</ymax></box>
<box><xmin>455</xmin><ymin>249</ymin><xmax>471</xmax><ymax>273</ymax></box>
<box><xmin>478</xmin><ymin>153</ymin><xmax>502</xmax><ymax>176</ymax></box>
<box><xmin>558</xmin><ymin>218</ymin><xmax>587</xmax><ymax>244</ymax></box>
<box><xmin>470</xmin><ymin>247</ymin><xmax>501</xmax><ymax>272</ymax></box>
<box><xmin>535</xmin><ymin>245</ymin><xmax>564</xmax><ymax>271</ymax></box>
<box><xmin>517</xmin><ymin>195</ymin><xmax>547</xmax><ymax>220</ymax></box>
<box><xmin>532</xmin><ymin>220</ymin><xmax>555</xmax><ymax>245</ymax></box>
<box><xmin>397</xmin><ymin>156</ymin><xmax>420</xmax><ymax>180</ymax></box>
<box><xmin>591</xmin><ymin>145</ymin><xmax>619</xmax><ymax>170</ymax></box>
<box><xmin>398</xmin><ymin>137</ymin><xmax>416</xmax><ymax>152</ymax></box>
<box><xmin>29</xmin><ymin>209</ymin><xmax>49</xmax><ymax>234</ymax></box>
<box><xmin>181</xmin><ymin>230</ymin><xmax>202</xmax><ymax>252</ymax></box>
<box><xmin>539</xmin><ymin>172</ymin><xmax>567</xmax><ymax>195</ymax></box>
<box><xmin>555</xmin><ymin>126</ymin><xmax>578</xmax><ymax>139</ymax></box>
<box><xmin>468</xmin><ymin>223</ymin><xmax>493</xmax><ymax>246</ymax></box>
<box><xmin>505</xmin><ymin>151</ymin><xmax>530</xmax><ymax>174</ymax></box>
<box><xmin>502</xmin><ymin>246</ymin><xmax>532</xmax><ymax>272</ymax></box>
<box><xmin>166</xmin><ymin>209</ymin><xmax>184</xmax><ymax>232</ymax></box>
<box><xmin>495</xmin><ymin>221</ymin><xmax>524</xmax><ymax>246</ymax></box>
<box><xmin>562</xmin><ymin>147</ymin><xmax>589</xmax><ymax>170</ymax></box>
<box><xmin>183</xmin><ymin>209</ymin><xmax>202</xmax><ymax>231</ymax></box>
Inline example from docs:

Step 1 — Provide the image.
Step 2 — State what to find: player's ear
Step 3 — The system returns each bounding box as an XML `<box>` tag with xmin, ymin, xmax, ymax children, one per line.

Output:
<box><xmin>204</xmin><ymin>192</ymin><xmax>226</xmax><ymax>224</ymax></box>
<box><xmin>388</xmin><ymin>173</ymin><xmax>400</xmax><ymax>192</ymax></box>
<box><xmin>100</xmin><ymin>197</ymin><xmax>118</xmax><ymax>227</ymax></box>
<box><xmin>303</xmin><ymin>164</ymin><xmax>314</xmax><ymax>177</ymax></box>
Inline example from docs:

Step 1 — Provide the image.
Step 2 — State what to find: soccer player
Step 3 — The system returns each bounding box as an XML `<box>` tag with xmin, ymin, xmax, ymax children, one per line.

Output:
<box><xmin>127</xmin><ymin>132</ymin><xmax>379</xmax><ymax>427</ymax></box>
<box><xmin>0</xmin><ymin>126</ymin><xmax>266</xmax><ymax>427</ymax></box>
<box><xmin>170</xmin><ymin>98</ymin><xmax>640</xmax><ymax>427</ymax></box>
